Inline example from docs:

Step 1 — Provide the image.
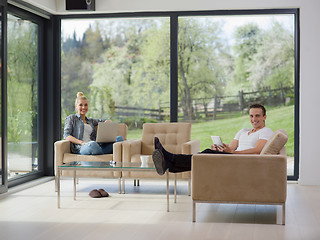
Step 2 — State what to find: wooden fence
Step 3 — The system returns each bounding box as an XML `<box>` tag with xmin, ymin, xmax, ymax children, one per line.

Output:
<box><xmin>114</xmin><ymin>105</ymin><xmax>165</xmax><ymax>121</ymax></box>
<box><xmin>113</xmin><ymin>85</ymin><xmax>294</xmax><ymax>122</ymax></box>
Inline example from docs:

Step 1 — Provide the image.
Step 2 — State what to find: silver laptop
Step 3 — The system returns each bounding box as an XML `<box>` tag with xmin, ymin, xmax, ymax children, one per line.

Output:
<box><xmin>96</xmin><ymin>122</ymin><xmax>118</xmax><ymax>143</ymax></box>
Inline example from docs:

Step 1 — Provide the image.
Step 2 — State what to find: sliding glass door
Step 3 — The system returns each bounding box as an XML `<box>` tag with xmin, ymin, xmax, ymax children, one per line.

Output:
<box><xmin>177</xmin><ymin>14</ymin><xmax>297</xmax><ymax>178</ymax></box>
<box><xmin>6</xmin><ymin>12</ymin><xmax>39</xmax><ymax>180</ymax></box>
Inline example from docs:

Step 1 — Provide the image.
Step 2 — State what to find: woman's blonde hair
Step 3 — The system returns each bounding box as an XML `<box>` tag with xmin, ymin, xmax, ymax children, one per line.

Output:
<box><xmin>75</xmin><ymin>92</ymin><xmax>88</xmax><ymax>105</ymax></box>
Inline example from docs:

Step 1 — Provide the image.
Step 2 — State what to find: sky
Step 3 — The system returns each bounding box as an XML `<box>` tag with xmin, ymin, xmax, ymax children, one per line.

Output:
<box><xmin>61</xmin><ymin>14</ymin><xmax>294</xmax><ymax>44</ymax></box>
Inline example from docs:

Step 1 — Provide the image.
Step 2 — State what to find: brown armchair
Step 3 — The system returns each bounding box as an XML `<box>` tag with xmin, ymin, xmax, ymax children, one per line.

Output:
<box><xmin>192</xmin><ymin>129</ymin><xmax>288</xmax><ymax>224</ymax></box>
<box><xmin>54</xmin><ymin>123</ymin><xmax>128</xmax><ymax>191</ymax></box>
<box><xmin>122</xmin><ymin>122</ymin><xmax>200</xmax><ymax>194</ymax></box>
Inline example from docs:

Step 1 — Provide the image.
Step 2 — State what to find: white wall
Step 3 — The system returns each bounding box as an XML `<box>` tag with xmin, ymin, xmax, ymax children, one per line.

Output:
<box><xmin>25</xmin><ymin>0</ymin><xmax>320</xmax><ymax>185</ymax></box>
<box><xmin>22</xmin><ymin>0</ymin><xmax>57</xmax><ymax>14</ymax></box>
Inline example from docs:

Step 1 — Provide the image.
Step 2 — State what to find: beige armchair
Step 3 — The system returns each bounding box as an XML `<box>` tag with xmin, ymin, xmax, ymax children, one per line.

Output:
<box><xmin>122</xmin><ymin>122</ymin><xmax>200</xmax><ymax>194</ymax></box>
<box><xmin>192</xmin><ymin>129</ymin><xmax>288</xmax><ymax>224</ymax></box>
<box><xmin>54</xmin><ymin>123</ymin><xmax>128</xmax><ymax>185</ymax></box>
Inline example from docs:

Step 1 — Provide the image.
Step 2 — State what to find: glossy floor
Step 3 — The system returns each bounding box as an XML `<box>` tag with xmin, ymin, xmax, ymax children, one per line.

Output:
<box><xmin>0</xmin><ymin>178</ymin><xmax>319</xmax><ymax>240</ymax></box>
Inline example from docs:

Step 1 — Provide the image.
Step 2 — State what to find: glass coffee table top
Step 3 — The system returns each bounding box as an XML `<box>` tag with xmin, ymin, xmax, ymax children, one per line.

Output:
<box><xmin>60</xmin><ymin>161</ymin><xmax>156</xmax><ymax>169</ymax></box>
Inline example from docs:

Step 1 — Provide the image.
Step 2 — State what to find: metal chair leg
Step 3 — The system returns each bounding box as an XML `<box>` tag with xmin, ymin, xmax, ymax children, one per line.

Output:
<box><xmin>193</xmin><ymin>201</ymin><xmax>196</xmax><ymax>222</ymax></box>
<box><xmin>282</xmin><ymin>203</ymin><xmax>286</xmax><ymax>225</ymax></box>
<box><xmin>174</xmin><ymin>173</ymin><xmax>177</xmax><ymax>203</ymax></box>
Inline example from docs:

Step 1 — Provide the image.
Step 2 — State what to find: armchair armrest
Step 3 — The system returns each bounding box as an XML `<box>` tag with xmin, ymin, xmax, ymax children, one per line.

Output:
<box><xmin>54</xmin><ymin>140</ymin><xmax>70</xmax><ymax>176</ymax></box>
<box><xmin>122</xmin><ymin>139</ymin><xmax>142</xmax><ymax>163</ymax></box>
<box><xmin>113</xmin><ymin>141</ymin><xmax>123</xmax><ymax>162</ymax></box>
<box><xmin>182</xmin><ymin>140</ymin><xmax>200</xmax><ymax>154</ymax></box>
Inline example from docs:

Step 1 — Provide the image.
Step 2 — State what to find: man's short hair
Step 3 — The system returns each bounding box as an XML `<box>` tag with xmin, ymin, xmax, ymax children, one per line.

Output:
<box><xmin>249</xmin><ymin>103</ymin><xmax>266</xmax><ymax>116</ymax></box>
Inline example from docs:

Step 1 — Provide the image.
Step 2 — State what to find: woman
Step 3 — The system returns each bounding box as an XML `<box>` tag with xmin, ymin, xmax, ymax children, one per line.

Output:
<box><xmin>64</xmin><ymin>92</ymin><xmax>124</xmax><ymax>155</ymax></box>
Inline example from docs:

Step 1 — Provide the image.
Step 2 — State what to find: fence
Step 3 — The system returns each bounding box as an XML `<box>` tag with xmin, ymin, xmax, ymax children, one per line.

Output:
<box><xmin>113</xmin><ymin>85</ymin><xmax>294</xmax><ymax>123</ymax></box>
<box><xmin>115</xmin><ymin>106</ymin><xmax>167</xmax><ymax>121</ymax></box>
<box><xmin>191</xmin><ymin>85</ymin><xmax>294</xmax><ymax>120</ymax></box>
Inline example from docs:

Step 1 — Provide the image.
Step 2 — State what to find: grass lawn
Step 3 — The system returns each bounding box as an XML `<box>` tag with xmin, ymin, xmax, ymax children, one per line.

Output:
<box><xmin>127</xmin><ymin>105</ymin><xmax>294</xmax><ymax>156</ymax></box>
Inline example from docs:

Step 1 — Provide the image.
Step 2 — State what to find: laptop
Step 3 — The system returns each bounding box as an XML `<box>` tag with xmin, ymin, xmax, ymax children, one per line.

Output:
<box><xmin>96</xmin><ymin>122</ymin><xmax>118</xmax><ymax>143</ymax></box>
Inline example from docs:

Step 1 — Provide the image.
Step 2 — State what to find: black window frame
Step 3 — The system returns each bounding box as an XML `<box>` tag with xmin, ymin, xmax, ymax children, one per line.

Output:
<box><xmin>0</xmin><ymin>0</ymin><xmax>8</xmax><ymax>194</ymax></box>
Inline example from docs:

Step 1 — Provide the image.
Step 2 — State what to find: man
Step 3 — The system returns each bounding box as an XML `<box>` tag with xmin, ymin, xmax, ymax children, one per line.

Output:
<box><xmin>152</xmin><ymin>103</ymin><xmax>274</xmax><ymax>175</ymax></box>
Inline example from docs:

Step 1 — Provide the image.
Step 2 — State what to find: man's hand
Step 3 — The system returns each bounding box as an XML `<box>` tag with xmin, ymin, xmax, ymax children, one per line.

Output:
<box><xmin>105</xmin><ymin>120</ymin><xmax>112</xmax><ymax>122</ymax></box>
<box><xmin>221</xmin><ymin>143</ymin><xmax>234</xmax><ymax>153</ymax></box>
<box><xmin>211</xmin><ymin>144</ymin><xmax>225</xmax><ymax>152</ymax></box>
<box><xmin>210</xmin><ymin>144</ymin><xmax>218</xmax><ymax>150</ymax></box>
<box><xmin>211</xmin><ymin>139</ymin><xmax>238</xmax><ymax>153</ymax></box>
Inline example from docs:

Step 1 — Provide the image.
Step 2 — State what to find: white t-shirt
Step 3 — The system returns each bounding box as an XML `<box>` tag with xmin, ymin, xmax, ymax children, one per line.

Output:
<box><xmin>83</xmin><ymin>123</ymin><xmax>92</xmax><ymax>143</ymax></box>
<box><xmin>234</xmin><ymin>127</ymin><xmax>273</xmax><ymax>151</ymax></box>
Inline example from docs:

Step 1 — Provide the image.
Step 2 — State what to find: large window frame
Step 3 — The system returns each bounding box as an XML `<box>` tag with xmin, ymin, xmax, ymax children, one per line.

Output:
<box><xmin>57</xmin><ymin>9</ymin><xmax>300</xmax><ymax>181</ymax></box>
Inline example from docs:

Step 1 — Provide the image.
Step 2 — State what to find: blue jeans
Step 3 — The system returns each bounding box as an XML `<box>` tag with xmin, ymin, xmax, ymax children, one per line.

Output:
<box><xmin>79</xmin><ymin>136</ymin><xmax>124</xmax><ymax>155</ymax></box>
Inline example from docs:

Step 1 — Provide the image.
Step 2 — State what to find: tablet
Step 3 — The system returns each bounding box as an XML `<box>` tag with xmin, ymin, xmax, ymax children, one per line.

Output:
<box><xmin>211</xmin><ymin>136</ymin><xmax>223</xmax><ymax>147</ymax></box>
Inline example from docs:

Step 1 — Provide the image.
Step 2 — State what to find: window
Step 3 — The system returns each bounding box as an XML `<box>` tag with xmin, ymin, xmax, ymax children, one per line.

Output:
<box><xmin>7</xmin><ymin>13</ymin><xmax>39</xmax><ymax>179</ymax></box>
<box><xmin>61</xmin><ymin>17</ymin><xmax>170</xmax><ymax>139</ymax></box>
<box><xmin>60</xmin><ymin>10</ymin><xmax>299</xmax><ymax>180</ymax></box>
<box><xmin>177</xmin><ymin>14</ymin><xmax>296</xmax><ymax>176</ymax></box>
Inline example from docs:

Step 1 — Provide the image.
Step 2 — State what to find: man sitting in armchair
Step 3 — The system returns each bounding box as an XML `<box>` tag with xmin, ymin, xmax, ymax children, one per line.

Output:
<box><xmin>152</xmin><ymin>103</ymin><xmax>274</xmax><ymax>175</ymax></box>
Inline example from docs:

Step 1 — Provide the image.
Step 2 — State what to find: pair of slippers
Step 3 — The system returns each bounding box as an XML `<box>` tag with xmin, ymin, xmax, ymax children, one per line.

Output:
<box><xmin>89</xmin><ymin>189</ymin><xmax>109</xmax><ymax>198</ymax></box>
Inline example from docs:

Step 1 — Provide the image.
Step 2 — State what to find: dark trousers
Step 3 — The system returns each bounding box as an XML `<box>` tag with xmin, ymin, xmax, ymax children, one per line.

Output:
<box><xmin>169</xmin><ymin>149</ymin><xmax>232</xmax><ymax>173</ymax></box>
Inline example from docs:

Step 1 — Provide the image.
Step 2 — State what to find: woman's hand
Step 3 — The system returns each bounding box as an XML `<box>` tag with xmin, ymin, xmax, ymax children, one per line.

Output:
<box><xmin>66</xmin><ymin>135</ymin><xmax>85</xmax><ymax>146</ymax></box>
<box><xmin>105</xmin><ymin>120</ymin><xmax>112</xmax><ymax>122</ymax></box>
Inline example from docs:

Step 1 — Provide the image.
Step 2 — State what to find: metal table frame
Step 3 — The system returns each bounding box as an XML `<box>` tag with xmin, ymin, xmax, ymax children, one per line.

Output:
<box><xmin>57</xmin><ymin>163</ymin><xmax>170</xmax><ymax>211</ymax></box>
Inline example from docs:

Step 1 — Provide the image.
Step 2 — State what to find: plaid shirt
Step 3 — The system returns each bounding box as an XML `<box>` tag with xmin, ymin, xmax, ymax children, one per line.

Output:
<box><xmin>63</xmin><ymin>114</ymin><xmax>104</xmax><ymax>153</ymax></box>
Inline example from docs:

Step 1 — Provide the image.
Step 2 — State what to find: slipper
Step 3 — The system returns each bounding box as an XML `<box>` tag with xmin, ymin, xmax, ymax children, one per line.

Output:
<box><xmin>97</xmin><ymin>189</ymin><xmax>109</xmax><ymax>197</ymax></box>
<box><xmin>89</xmin><ymin>189</ymin><xmax>102</xmax><ymax>198</ymax></box>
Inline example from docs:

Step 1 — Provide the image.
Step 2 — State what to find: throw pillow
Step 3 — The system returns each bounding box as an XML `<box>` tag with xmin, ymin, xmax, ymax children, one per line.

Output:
<box><xmin>260</xmin><ymin>129</ymin><xmax>288</xmax><ymax>155</ymax></box>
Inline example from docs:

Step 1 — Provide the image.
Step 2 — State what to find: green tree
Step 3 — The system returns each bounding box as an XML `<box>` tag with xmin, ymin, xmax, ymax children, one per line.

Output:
<box><xmin>248</xmin><ymin>21</ymin><xmax>294</xmax><ymax>89</ymax></box>
<box><xmin>7</xmin><ymin>17</ymin><xmax>38</xmax><ymax>142</ymax></box>
<box><xmin>90</xmin><ymin>19</ymin><xmax>169</xmax><ymax>118</ymax></box>
<box><xmin>178</xmin><ymin>18</ymin><xmax>225</xmax><ymax>120</ymax></box>
<box><xmin>233</xmin><ymin>24</ymin><xmax>262</xmax><ymax>91</ymax></box>
<box><xmin>80</xmin><ymin>23</ymin><xmax>105</xmax><ymax>62</ymax></box>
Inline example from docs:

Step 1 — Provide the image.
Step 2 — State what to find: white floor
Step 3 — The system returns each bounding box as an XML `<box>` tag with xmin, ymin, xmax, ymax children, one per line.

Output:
<box><xmin>0</xmin><ymin>178</ymin><xmax>320</xmax><ymax>240</ymax></box>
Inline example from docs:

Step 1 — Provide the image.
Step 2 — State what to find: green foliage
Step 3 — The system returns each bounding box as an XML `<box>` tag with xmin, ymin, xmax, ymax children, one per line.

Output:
<box><xmin>177</xmin><ymin>18</ymin><xmax>225</xmax><ymax>120</ymax></box>
<box><xmin>88</xmin><ymin>86</ymin><xmax>115</xmax><ymax>119</ymax></box>
<box><xmin>61</xmin><ymin>17</ymin><xmax>295</xmax><ymax>138</ymax></box>
<box><xmin>7</xmin><ymin>15</ymin><xmax>38</xmax><ymax>143</ymax></box>
<box><xmin>232</xmin><ymin>24</ymin><xmax>262</xmax><ymax>91</ymax></box>
<box><xmin>248</xmin><ymin>21</ymin><xmax>295</xmax><ymax>89</ymax></box>
<box><xmin>89</xmin><ymin>19</ymin><xmax>170</xmax><ymax>112</ymax></box>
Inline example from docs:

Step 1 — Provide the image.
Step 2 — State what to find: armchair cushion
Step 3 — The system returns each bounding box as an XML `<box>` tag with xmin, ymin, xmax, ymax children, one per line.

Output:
<box><xmin>122</xmin><ymin>122</ymin><xmax>199</xmax><ymax>179</ymax></box>
<box><xmin>141</xmin><ymin>123</ymin><xmax>192</xmax><ymax>155</ymax></box>
<box><xmin>260</xmin><ymin>129</ymin><xmax>288</xmax><ymax>155</ymax></box>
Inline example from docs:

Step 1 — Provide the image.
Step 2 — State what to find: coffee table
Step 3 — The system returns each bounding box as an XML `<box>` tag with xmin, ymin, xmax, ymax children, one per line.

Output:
<box><xmin>57</xmin><ymin>161</ymin><xmax>170</xmax><ymax>211</ymax></box>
